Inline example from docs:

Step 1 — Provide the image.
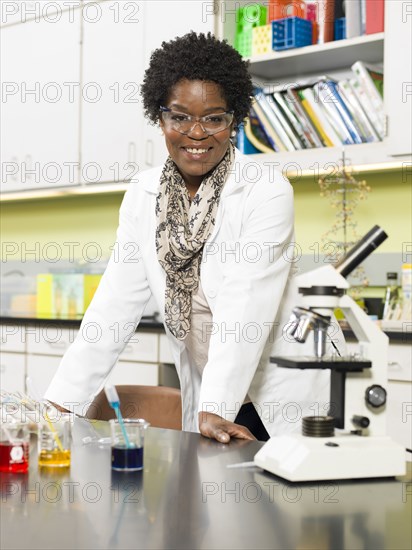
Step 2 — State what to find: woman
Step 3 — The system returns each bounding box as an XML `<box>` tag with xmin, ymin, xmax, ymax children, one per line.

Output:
<box><xmin>45</xmin><ymin>32</ymin><xmax>332</xmax><ymax>442</ymax></box>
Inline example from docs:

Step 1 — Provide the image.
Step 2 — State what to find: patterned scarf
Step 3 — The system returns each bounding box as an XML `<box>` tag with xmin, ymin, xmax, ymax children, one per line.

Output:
<box><xmin>155</xmin><ymin>143</ymin><xmax>235</xmax><ymax>340</ymax></box>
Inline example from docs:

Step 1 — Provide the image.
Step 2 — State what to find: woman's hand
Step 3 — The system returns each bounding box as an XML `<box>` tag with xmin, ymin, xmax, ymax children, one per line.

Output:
<box><xmin>47</xmin><ymin>401</ymin><xmax>71</xmax><ymax>414</ymax></box>
<box><xmin>198</xmin><ymin>411</ymin><xmax>256</xmax><ymax>443</ymax></box>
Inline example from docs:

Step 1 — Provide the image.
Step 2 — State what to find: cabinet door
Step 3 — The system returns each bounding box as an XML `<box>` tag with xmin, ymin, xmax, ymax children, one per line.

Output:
<box><xmin>107</xmin><ymin>360</ymin><xmax>158</xmax><ymax>386</ymax></box>
<box><xmin>81</xmin><ymin>0</ymin><xmax>145</xmax><ymax>184</ymax></box>
<box><xmin>26</xmin><ymin>354</ymin><xmax>61</xmax><ymax>397</ymax></box>
<box><xmin>1</xmin><ymin>324</ymin><xmax>25</xmax><ymax>353</ymax></box>
<box><xmin>387</xmin><ymin>380</ymin><xmax>412</xmax><ymax>451</ymax></box>
<box><xmin>0</xmin><ymin>9</ymin><xmax>81</xmax><ymax>193</ymax></box>
<box><xmin>384</xmin><ymin>1</ymin><xmax>412</xmax><ymax>157</ymax></box>
<box><xmin>26</xmin><ymin>326</ymin><xmax>78</xmax><ymax>356</ymax></box>
<box><xmin>140</xmin><ymin>0</ymin><xmax>215</xmax><ymax>169</ymax></box>
<box><xmin>0</xmin><ymin>352</ymin><xmax>25</xmax><ymax>393</ymax></box>
<box><xmin>119</xmin><ymin>332</ymin><xmax>158</xmax><ymax>363</ymax></box>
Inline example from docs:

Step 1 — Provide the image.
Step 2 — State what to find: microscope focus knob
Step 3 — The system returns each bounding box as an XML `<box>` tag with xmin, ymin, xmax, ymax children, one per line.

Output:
<box><xmin>365</xmin><ymin>385</ymin><xmax>387</xmax><ymax>408</ymax></box>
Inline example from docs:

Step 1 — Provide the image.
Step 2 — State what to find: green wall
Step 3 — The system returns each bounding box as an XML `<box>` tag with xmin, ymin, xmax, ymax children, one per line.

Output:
<box><xmin>1</xmin><ymin>170</ymin><xmax>410</xmax><ymax>263</ymax></box>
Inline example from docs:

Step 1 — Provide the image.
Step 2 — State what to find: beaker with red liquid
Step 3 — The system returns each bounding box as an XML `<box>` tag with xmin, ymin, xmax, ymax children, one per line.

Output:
<box><xmin>0</xmin><ymin>422</ymin><xmax>30</xmax><ymax>474</ymax></box>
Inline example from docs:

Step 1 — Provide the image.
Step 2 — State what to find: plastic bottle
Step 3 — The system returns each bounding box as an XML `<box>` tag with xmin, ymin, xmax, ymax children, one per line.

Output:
<box><xmin>401</xmin><ymin>264</ymin><xmax>412</xmax><ymax>321</ymax></box>
<box><xmin>382</xmin><ymin>272</ymin><xmax>399</xmax><ymax>320</ymax></box>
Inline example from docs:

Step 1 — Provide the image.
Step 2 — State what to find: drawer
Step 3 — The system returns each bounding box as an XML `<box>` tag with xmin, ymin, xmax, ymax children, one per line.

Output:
<box><xmin>26</xmin><ymin>326</ymin><xmax>78</xmax><ymax>356</ymax></box>
<box><xmin>119</xmin><ymin>332</ymin><xmax>158</xmax><ymax>363</ymax></box>
<box><xmin>0</xmin><ymin>352</ymin><xmax>25</xmax><ymax>393</ymax></box>
<box><xmin>1</xmin><ymin>324</ymin><xmax>26</xmax><ymax>352</ymax></box>
<box><xmin>387</xmin><ymin>343</ymin><xmax>412</xmax><ymax>382</ymax></box>
<box><xmin>159</xmin><ymin>334</ymin><xmax>174</xmax><ymax>363</ymax></box>
<box><xmin>107</xmin><ymin>361</ymin><xmax>158</xmax><ymax>386</ymax></box>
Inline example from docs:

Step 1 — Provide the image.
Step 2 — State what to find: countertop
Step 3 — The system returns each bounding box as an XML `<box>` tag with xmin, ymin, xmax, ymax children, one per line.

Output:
<box><xmin>1</xmin><ymin>420</ymin><xmax>411</xmax><ymax>550</ymax></box>
<box><xmin>0</xmin><ymin>314</ymin><xmax>164</xmax><ymax>332</ymax></box>
<box><xmin>1</xmin><ymin>315</ymin><xmax>411</xmax><ymax>342</ymax></box>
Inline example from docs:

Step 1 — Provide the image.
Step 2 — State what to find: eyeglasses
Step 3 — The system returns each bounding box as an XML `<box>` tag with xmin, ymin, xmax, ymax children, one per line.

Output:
<box><xmin>159</xmin><ymin>106</ymin><xmax>234</xmax><ymax>136</ymax></box>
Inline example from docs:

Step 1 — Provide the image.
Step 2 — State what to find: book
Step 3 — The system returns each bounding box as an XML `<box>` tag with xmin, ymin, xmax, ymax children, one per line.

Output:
<box><xmin>252</xmin><ymin>98</ymin><xmax>287</xmax><ymax>152</ymax></box>
<box><xmin>244</xmin><ymin>108</ymin><xmax>276</xmax><ymax>153</ymax></box>
<box><xmin>300</xmin><ymin>87</ymin><xmax>343</xmax><ymax>147</ymax></box>
<box><xmin>366</xmin><ymin>0</ymin><xmax>384</xmax><ymax>34</ymax></box>
<box><xmin>253</xmin><ymin>90</ymin><xmax>296</xmax><ymax>151</ymax></box>
<box><xmin>349</xmin><ymin>77</ymin><xmax>383</xmax><ymax>140</ymax></box>
<box><xmin>236</xmin><ymin>124</ymin><xmax>261</xmax><ymax>154</ymax></box>
<box><xmin>267</xmin><ymin>94</ymin><xmax>303</xmax><ymax>150</ymax></box>
<box><xmin>345</xmin><ymin>0</ymin><xmax>362</xmax><ymax>39</ymax></box>
<box><xmin>338</xmin><ymin>80</ymin><xmax>380</xmax><ymax>142</ymax></box>
<box><xmin>298</xmin><ymin>90</ymin><xmax>334</xmax><ymax>147</ymax></box>
<box><xmin>316</xmin><ymin>80</ymin><xmax>363</xmax><ymax>144</ymax></box>
<box><xmin>273</xmin><ymin>92</ymin><xmax>310</xmax><ymax>148</ymax></box>
<box><xmin>286</xmin><ymin>87</ymin><xmax>324</xmax><ymax>147</ymax></box>
<box><xmin>314</xmin><ymin>82</ymin><xmax>356</xmax><ymax>145</ymax></box>
<box><xmin>351</xmin><ymin>61</ymin><xmax>385</xmax><ymax>138</ymax></box>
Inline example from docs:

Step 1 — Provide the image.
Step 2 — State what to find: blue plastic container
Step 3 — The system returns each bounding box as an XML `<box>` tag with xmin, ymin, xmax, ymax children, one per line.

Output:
<box><xmin>334</xmin><ymin>17</ymin><xmax>346</xmax><ymax>40</ymax></box>
<box><xmin>272</xmin><ymin>17</ymin><xmax>312</xmax><ymax>51</ymax></box>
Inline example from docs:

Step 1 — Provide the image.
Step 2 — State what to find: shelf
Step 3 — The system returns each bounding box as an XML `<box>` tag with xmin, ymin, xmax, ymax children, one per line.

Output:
<box><xmin>245</xmin><ymin>141</ymin><xmax>405</xmax><ymax>179</ymax></box>
<box><xmin>246</xmin><ymin>33</ymin><xmax>384</xmax><ymax>80</ymax></box>
<box><xmin>0</xmin><ymin>182</ymin><xmax>128</xmax><ymax>203</ymax></box>
<box><xmin>0</xmin><ymin>143</ymin><xmax>406</xmax><ymax>203</ymax></box>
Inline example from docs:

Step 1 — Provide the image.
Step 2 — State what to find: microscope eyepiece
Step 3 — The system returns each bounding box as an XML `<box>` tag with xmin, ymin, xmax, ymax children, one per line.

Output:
<box><xmin>335</xmin><ymin>225</ymin><xmax>388</xmax><ymax>278</ymax></box>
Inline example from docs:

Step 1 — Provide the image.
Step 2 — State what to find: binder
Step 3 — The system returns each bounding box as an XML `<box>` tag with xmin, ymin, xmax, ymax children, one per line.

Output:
<box><xmin>254</xmin><ymin>91</ymin><xmax>297</xmax><ymax>151</ymax></box>
<box><xmin>252</xmin><ymin>98</ymin><xmax>287</xmax><ymax>151</ymax></box>
<box><xmin>245</xmin><ymin>108</ymin><xmax>276</xmax><ymax>153</ymax></box>
<box><xmin>273</xmin><ymin>92</ymin><xmax>310</xmax><ymax>148</ymax></box>
<box><xmin>351</xmin><ymin>61</ymin><xmax>384</xmax><ymax>138</ymax></box>
<box><xmin>300</xmin><ymin>87</ymin><xmax>343</xmax><ymax>147</ymax></box>
<box><xmin>366</xmin><ymin>0</ymin><xmax>384</xmax><ymax>34</ymax></box>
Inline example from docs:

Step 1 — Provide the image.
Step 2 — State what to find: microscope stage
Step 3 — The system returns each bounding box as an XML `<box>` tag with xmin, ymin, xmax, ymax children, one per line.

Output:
<box><xmin>271</xmin><ymin>356</ymin><xmax>372</xmax><ymax>371</ymax></box>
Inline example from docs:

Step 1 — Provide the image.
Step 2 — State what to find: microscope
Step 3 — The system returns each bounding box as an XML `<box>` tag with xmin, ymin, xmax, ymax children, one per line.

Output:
<box><xmin>254</xmin><ymin>226</ymin><xmax>406</xmax><ymax>481</ymax></box>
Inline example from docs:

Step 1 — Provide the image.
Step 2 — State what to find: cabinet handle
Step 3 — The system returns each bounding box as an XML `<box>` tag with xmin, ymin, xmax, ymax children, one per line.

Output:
<box><xmin>145</xmin><ymin>139</ymin><xmax>153</xmax><ymax>167</ymax></box>
<box><xmin>48</xmin><ymin>341</ymin><xmax>67</xmax><ymax>349</ymax></box>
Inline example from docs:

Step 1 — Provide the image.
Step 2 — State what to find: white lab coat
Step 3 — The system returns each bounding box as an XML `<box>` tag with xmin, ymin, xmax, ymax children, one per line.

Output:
<box><xmin>45</xmin><ymin>149</ymin><xmax>340</xmax><ymax>435</ymax></box>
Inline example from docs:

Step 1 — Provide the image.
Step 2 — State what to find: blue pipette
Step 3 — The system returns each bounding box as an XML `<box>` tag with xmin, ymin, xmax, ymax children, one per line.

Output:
<box><xmin>104</xmin><ymin>386</ymin><xmax>132</xmax><ymax>449</ymax></box>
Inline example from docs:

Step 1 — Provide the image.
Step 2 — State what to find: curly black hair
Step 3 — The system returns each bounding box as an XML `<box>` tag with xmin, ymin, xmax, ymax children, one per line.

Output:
<box><xmin>141</xmin><ymin>32</ymin><xmax>253</xmax><ymax>127</ymax></box>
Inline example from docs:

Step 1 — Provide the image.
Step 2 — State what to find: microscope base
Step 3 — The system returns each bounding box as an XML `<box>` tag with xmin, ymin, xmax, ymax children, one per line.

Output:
<box><xmin>254</xmin><ymin>434</ymin><xmax>406</xmax><ymax>481</ymax></box>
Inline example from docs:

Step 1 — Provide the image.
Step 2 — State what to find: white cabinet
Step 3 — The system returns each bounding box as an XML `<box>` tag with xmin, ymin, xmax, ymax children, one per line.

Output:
<box><xmin>387</xmin><ymin>342</ymin><xmax>412</xmax><ymax>451</ymax></box>
<box><xmin>81</xmin><ymin>0</ymin><xmax>215</xmax><ymax>180</ymax></box>
<box><xmin>107</xmin><ymin>361</ymin><xmax>158</xmax><ymax>387</ymax></box>
<box><xmin>26</xmin><ymin>354</ymin><xmax>61</xmax><ymax>397</ymax></box>
<box><xmin>119</xmin><ymin>332</ymin><xmax>158</xmax><ymax>363</ymax></box>
<box><xmin>0</xmin><ymin>324</ymin><xmax>26</xmax><ymax>393</ymax></box>
<box><xmin>139</xmin><ymin>0</ymin><xmax>215</xmax><ymax>168</ymax></box>
<box><xmin>216</xmin><ymin>0</ymin><xmax>411</xmax><ymax>173</ymax></box>
<box><xmin>159</xmin><ymin>333</ymin><xmax>174</xmax><ymax>364</ymax></box>
<box><xmin>346</xmin><ymin>337</ymin><xmax>411</xmax><ymax>450</ymax></box>
<box><xmin>383</xmin><ymin>1</ymin><xmax>412</xmax><ymax>158</ymax></box>
<box><xmin>0</xmin><ymin>352</ymin><xmax>25</xmax><ymax>393</ymax></box>
<box><xmin>26</xmin><ymin>326</ymin><xmax>78</xmax><ymax>355</ymax></box>
<box><xmin>1</xmin><ymin>324</ymin><xmax>25</xmax><ymax>352</ymax></box>
<box><xmin>387</xmin><ymin>380</ymin><xmax>412</xmax><ymax>451</ymax></box>
<box><xmin>81</xmin><ymin>0</ymin><xmax>145</xmax><ymax>184</ymax></box>
<box><xmin>0</xmin><ymin>9</ymin><xmax>82</xmax><ymax>193</ymax></box>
